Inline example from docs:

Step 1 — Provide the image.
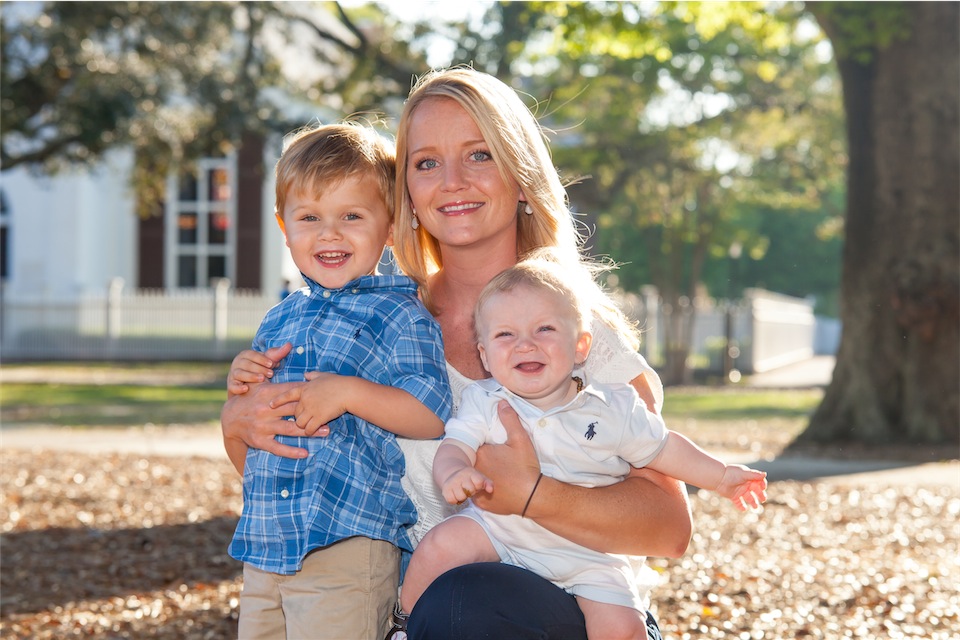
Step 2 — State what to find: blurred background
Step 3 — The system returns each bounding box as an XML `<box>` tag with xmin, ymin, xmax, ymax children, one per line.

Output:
<box><xmin>2</xmin><ymin>4</ymin><xmax>957</xmax><ymax>638</ymax></box>
<box><xmin>1</xmin><ymin>1</ymin><xmax>956</xmax><ymax>443</ymax></box>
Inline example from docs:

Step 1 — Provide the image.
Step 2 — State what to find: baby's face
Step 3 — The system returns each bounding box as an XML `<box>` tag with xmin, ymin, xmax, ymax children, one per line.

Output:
<box><xmin>476</xmin><ymin>284</ymin><xmax>591</xmax><ymax>410</ymax></box>
<box><xmin>279</xmin><ymin>173</ymin><xmax>392</xmax><ymax>290</ymax></box>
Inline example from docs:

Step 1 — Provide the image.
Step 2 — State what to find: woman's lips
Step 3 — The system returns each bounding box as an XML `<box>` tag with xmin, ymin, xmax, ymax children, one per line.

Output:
<box><xmin>438</xmin><ymin>201</ymin><xmax>483</xmax><ymax>215</ymax></box>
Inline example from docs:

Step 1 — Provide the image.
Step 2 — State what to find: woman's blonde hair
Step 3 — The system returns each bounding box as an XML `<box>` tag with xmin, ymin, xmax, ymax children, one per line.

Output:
<box><xmin>393</xmin><ymin>66</ymin><xmax>639</xmax><ymax>349</ymax></box>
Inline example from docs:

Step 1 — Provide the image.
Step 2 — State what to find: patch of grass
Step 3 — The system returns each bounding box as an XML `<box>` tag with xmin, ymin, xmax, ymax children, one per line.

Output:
<box><xmin>1</xmin><ymin>383</ymin><xmax>226</xmax><ymax>427</ymax></box>
<box><xmin>662</xmin><ymin>388</ymin><xmax>823</xmax><ymax>421</ymax></box>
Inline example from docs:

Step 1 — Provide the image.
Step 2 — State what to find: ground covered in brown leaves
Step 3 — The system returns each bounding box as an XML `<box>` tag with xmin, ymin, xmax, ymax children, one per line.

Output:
<box><xmin>2</xmin><ymin>443</ymin><xmax>958</xmax><ymax>639</ymax></box>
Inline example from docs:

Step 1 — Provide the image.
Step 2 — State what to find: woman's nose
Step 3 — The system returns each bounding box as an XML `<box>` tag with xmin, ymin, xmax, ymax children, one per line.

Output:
<box><xmin>440</xmin><ymin>164</ymin><xmax>467</xmax><ymax>191</ymax></box>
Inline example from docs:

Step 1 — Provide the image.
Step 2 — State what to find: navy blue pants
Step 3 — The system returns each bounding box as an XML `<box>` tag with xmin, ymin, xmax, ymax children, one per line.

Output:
<box><xmin>407</xmin><ymin>563</ymin><xmax>663</xmax><ymax>640</ymax></box>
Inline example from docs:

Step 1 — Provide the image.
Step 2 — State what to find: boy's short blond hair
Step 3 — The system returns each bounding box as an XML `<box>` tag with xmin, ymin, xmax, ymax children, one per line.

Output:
<box><xmin>275</xmin><ymin>122</ymin><xmax>396</xmax><ymax>219</ymax></box>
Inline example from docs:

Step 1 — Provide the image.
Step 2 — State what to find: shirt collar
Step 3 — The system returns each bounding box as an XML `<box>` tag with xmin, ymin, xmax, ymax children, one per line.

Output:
<box><xmin>483</xmin><ymin>368</ymin><xmax>612</xmax><ymax>417</ymax></box>
<box><xmin>301</xmin><ymin>273</ymin><xmax>417</xmax><ymax>297</ymax></box>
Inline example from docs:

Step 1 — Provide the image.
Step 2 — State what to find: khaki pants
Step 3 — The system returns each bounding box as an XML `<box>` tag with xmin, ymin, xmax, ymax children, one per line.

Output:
<box><xmin>238</xmin><ymin>536</ymin><xmax>400</xmax><ymax>640</ymax></box>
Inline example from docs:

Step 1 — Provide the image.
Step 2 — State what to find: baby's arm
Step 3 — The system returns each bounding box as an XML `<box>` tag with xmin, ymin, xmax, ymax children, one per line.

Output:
<box><xmin>433</xmin><ymin>439</ymin><xmax>494</xmax><ymax>505</ymax></box>
<box><xmin>647</xmin><ymin>432</ymin><xmax>768</xmax><ymax>511</ymax></box>
<box><xmin>270</xmin><ymin>371</ymin><xmax>445</xmax><ymax>439</ymax></box>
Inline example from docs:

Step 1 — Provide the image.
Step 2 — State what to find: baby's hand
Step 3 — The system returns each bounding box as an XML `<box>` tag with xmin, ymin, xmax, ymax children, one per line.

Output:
<box><xmin>440</xmin><ymin>468</ymin><xmax>494</xmax><ymax>506</ymax></box>
<box><xmin>227</xmin><ymin>343</ymin><xmax>292</xmax><ymax>395</ymax></box>
<box><xmin>717</xmin><ymin>464</ymin><xmax>768</xmax><ymax>511</ymax></box>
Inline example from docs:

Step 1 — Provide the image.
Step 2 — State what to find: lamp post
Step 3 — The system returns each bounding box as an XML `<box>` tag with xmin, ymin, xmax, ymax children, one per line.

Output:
<box><xmin>723</xmin><ymin>242</ymin><xmax>742</xmax><ymax>383</ymax></box>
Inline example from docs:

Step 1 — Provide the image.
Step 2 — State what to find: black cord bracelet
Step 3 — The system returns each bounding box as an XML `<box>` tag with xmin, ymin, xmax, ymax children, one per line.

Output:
<box><xmin>521</xmin><ymin>472</ymin><xmax>544</xmax><ymax>518</ymax></box>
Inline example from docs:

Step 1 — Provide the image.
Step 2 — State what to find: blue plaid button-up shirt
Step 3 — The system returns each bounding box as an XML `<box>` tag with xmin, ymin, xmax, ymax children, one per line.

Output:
<box><xmin>229</xmin><ymin>274</ymin><xmax>451</xmax><ymax>574</ymax></box>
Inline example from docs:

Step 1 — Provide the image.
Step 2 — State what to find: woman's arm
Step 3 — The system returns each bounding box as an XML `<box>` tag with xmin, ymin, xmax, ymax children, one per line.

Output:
<box><xmin>472</xmin><ymin>394</ymin><xmax>693</xmax><ymax>558</ymax></box>
<box><xmin>523</xmin><ymin>466</ymin><xmax>691</xmax><ymax>558</ymax></box>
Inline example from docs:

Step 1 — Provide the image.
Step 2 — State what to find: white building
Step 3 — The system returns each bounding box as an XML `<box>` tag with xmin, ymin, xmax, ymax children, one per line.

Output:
<box><xmin>0</xmin><ymin>139</ymin><xmax>298</xmax><ymax>301</ymax></box>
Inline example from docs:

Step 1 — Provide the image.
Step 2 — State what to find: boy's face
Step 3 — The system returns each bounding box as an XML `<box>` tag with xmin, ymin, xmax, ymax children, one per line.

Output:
<box><xmin>278</xmin><ymin>173</ymin><xmax>393</xmax><ymax>290</ymax></box>
<box><xmin>477</xmin><ymin>284</ymin><xmax>592</xmax><ymax>410</ymax></box>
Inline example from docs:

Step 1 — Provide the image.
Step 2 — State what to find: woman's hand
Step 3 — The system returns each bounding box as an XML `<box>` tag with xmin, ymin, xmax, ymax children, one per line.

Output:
<box><xmin>471</xmin><ymin>401</ymin><xmax>541</xmax><ymax>515</ymax></box>
<box><xmin>221</xmin><ymin>379</ymin><xmax>314</xmax><ymax>460</ymax></box>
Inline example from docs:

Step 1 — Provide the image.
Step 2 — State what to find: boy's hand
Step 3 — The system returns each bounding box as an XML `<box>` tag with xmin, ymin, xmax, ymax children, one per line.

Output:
<box><xmin>717</xmin><ymin>465</ymin><xmax>768</xmax><ymax>511</ymax></box>
<box><xmin>270</xmin><ymin>371</ymin><xmax>343</xmax><ymax>436</ymax></box>
<box><xmin>440</xmin><ymin>467</ymin><xmax>494</xmax><ymax>506</ymax></box>
<box><xmin>227</xmin><ymin>343</ymin><xmax>292</xmax><ymax>395</ymax></box>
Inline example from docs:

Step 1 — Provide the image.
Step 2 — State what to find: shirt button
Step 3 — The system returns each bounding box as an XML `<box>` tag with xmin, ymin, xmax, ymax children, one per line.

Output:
<box><xmin>322</xmin><ymin>290</ymin><xmax>331</xmax><ymax>298</ymax></box>
<box><xmin>538</xmin><ymin>418</ymin><xmax>547</xmax><ymax>428</ymax></box>
<box><xmin>351</xmin><ymin>288</ymin><xmax>359</xmax><ymax>294</ymax></box>
<box><xmin>296</xmin><ymin>346</ymin><xmax>305</xmax><ymax>355</ymax></box>
<box><xmin>280</xmin><ymin>489</ymin><xmax>290</xmax><ymax>498</ymax></box>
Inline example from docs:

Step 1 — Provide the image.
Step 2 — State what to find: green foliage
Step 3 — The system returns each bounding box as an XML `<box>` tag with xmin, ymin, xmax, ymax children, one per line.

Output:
<box><xmin>809</xmin><ymin>2</ymin><xmax>913</xmax><ymax>65</ymax></box>
<box><xmin>1</xmin><ymin>0</ymin><xmax>846</xmax><ymax>314</ymax></box>
<box><xmin>495</xmin><ymin>1</ymin><xmax>846</xmax><ymax>309</ymax></box>
<box><xmin>2</xmin><ymin>2</ymin><xmax>251</xmax><ymax>213</ymax></box>
<box><xmin>0</xmin><ymin>1</ymin><xmax>425</xmax><ymax>216</ymax></box>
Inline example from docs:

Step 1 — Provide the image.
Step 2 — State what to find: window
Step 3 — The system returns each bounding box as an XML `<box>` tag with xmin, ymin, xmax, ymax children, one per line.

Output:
<box><xmin>0</xmin><ymin>189</ymin><xmax>9</xmax><ymax>281</ymax></box>
<box><xmin>165</xmin><ymin>157</ymin><xmax>236</xmax><ymax>289</ymax></box>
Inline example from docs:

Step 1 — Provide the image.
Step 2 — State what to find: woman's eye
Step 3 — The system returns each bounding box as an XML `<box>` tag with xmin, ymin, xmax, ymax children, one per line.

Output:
<box><xmin>469</xmin><ymin>150</ymin><xmax>491</xmax><ymax>162</ymax></box>
<box><xmin>415</xmin><ymin>158</ymin><xmax>438</xmax><ymax>170</ymax></box>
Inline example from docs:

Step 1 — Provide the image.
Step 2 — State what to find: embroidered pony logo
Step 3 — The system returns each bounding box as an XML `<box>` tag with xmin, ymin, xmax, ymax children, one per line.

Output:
<box><xmin>353</xmin><ymin>328</ymin><xmax>362</xmax><ymax>339</ymax></box>
<box><xmin>584</xmin><ymin>422</ymin><xmax>597</xmax><ymax>440</ymax></box>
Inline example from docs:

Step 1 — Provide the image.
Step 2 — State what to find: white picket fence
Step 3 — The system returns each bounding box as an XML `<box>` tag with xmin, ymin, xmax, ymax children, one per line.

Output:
<box><xmin>626</xmin><ymin>287</ymin><xmax>836</xmax><ymax>376</ymax></box>
<box><xmin>0</xmin><ymin>279</ymin><xmax>837</xmax><ymax>370</ymax></box>
<box><xmin>1</xmin><ymin>279</ymin><xmax>276</xmax><ymax>361</ymax></box>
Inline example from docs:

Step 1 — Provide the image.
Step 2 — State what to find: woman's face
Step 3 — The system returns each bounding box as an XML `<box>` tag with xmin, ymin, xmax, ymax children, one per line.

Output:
<box><xmin>405</xmin><ymin>97</ymin><xmax>522</xmax><ymax>252</ymax></box>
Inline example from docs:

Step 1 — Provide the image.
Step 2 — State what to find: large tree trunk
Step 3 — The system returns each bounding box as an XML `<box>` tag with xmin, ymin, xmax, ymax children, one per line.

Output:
<box><xmin>801</xmin><ymin>2</ymin><xmax>959</xmax><ymax>445</ymax></box>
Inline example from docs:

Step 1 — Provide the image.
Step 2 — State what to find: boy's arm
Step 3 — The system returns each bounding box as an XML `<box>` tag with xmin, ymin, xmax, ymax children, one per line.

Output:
<box><xmin>647</xmin><ymin>431</ymin><xmax>767</xmax><ymax>510</ymax></box>
<box><xmin>271</xmin><ymin>372</ymin><xmax>445</xmax><ymax>439</ymax></box>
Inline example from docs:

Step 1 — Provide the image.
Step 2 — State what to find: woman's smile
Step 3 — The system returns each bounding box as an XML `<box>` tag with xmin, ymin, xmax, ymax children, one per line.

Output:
<box><xmin>438</xmin><ymin>201</ymin><xmax>484</xmax><ymax>215</ymax></box>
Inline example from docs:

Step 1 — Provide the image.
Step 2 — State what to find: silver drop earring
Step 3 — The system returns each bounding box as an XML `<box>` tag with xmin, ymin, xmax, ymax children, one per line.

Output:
<box><xmin>524</xmin><ymin>202</ymin><xmax>534</xmax><ymax>215</ymax></box>
<box><xmin>411</xmin><ymin>212</ymin><xmax>420</xmax><ymax>230</ymax></box>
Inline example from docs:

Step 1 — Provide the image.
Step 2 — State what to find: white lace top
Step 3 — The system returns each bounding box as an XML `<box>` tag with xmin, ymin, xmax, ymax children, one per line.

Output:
<box><xmin>398</xmin><ymin>317</ymin><xmax>663</xmax><ymax>544</ymax></box>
